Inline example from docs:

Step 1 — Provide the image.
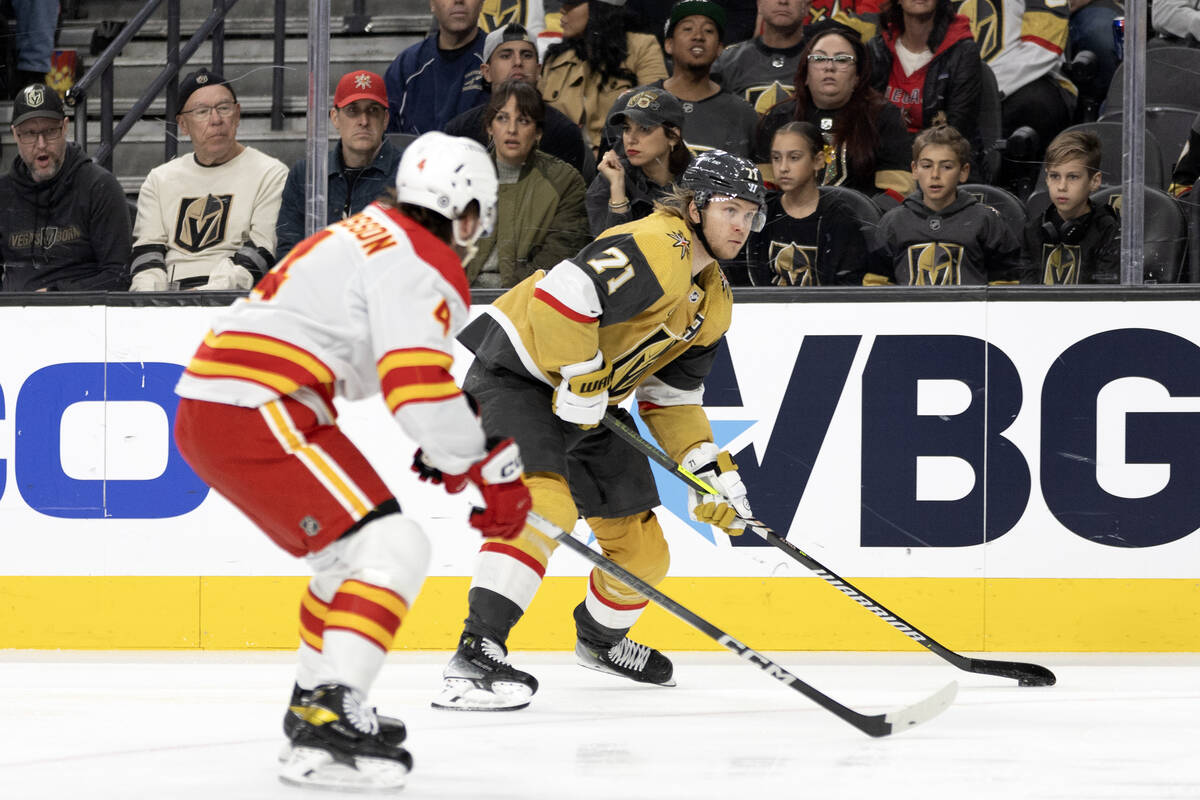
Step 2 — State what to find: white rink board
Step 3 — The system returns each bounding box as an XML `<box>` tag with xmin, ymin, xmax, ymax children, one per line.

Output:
<box><xmin>1</xmin><ymin>300</ymin><xmax>1199</xmax><ymax>580</ymax></box>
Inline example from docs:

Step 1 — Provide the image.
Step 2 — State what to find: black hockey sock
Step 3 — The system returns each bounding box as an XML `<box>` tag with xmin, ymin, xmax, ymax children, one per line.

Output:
<box><xmin>572</xmin><ymin>601</ymin><xmax>628</xmax><ymax>649</ymax></box>
<box><xmin>463</xmin><ymin>587</ymin><xmax>525</xmax><ymax>647</ymax></box>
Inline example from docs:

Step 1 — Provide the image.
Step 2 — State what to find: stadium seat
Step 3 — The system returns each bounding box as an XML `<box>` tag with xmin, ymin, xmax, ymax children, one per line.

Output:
<box><xmin>1034</xmin><ymin>122</ymin><xmax>1166</xmax><ymax>190</ymax></box>
<box><xmin>1102</xmin><ymin>47</ymin><xmax>1200</xmax><ymax>114</ymax></box>
<box><xmin>959</xmin><ymin>183</ymin><xmax>1026</xmax><ymax>242</ymax></box>
<box><xmin>976</xmin><ymin>63</ymin><xmax>1004</xmax><ymax>184</ymax></box>
<box><xmin>1097</xmin><ymin>106</ymin><xmax>1197</xmax><ymax>187</ymax></box>
<box><xmin>1090</xmin><ymin>185</ymin><xmax>1189</xmax><ymax>283</ymax></box>
<box><xmin>820</xmin><ymin>184</ymin><xmax>882</xmax><ymax>242</ymax></box>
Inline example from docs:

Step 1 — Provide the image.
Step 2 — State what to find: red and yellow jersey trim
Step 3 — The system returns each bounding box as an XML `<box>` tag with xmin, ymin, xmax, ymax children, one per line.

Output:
<box><xmin>185</xmin><ymin>330</ymin><xmax>337</xmax><ymax>413</ymax></box>
<box><xmin>377</xmin><ymin>347</ymin><xmax>460</xmax><ymax>413</ymax></box>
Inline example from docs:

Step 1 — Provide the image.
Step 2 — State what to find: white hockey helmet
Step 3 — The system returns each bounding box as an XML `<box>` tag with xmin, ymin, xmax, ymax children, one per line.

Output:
<box><xmin>395</xmin><ymin>131</ymin><xmax>499</xmax><ymax>248</ymax></box>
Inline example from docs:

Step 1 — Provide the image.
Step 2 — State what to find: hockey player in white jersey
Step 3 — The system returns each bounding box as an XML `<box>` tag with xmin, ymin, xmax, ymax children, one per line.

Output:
<box><xmin>173</xmin><ymin>132</ymin><xmax>532</xmax><ymax>791</ymax></box>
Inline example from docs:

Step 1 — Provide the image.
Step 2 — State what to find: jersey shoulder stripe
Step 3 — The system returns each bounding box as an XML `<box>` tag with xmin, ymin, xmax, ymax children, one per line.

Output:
<box><xmin>533</xmin><ymin>286</ymin><xmax>599</xmax><ymax>323</ymax></box>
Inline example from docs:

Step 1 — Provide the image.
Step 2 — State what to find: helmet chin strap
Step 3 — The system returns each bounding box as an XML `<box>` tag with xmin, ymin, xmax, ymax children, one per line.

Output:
<box><xmin>690</xmin><ymin>206</ymin><xmax>717</xmax><ymax>267</ymax></box>
<box><xmin>453</xmin><ymin>216</ymin><xmax>485</xmax><ymax>264</ymax></box>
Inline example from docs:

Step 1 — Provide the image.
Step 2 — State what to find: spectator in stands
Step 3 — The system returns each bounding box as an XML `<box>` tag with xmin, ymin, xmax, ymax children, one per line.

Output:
<box><xmin>0</xmin><ymin>83</ymin><xmax>131</xmax><ymax>291</ymax></box>
<box><xmin>1068</xmin><ymin>0</ymin><xmax>1120</xmax><ymax>104</ymax></box>
<box><xmin>1024</xmin><ymin>129</ymin><xmax>1119</xmax><ymax>283</ymax></box>
<box><xmin>1169</xmin><ymin>113</ymin><xmax>1199</xmax><ymax>199</ymax></box>
<box><xmin>1152</xmin><ymin>0</ymin><xmax>1200</xmax><ymax>45</ymax></box>
<box><xmin>867</xmin><ymin>0</ymin><xmax>982</xmax><ymax>173</ymax></box>
<box><xmin>745</xmin><ymin>121</ymin><xmax>869</xmax><ymax>285</ymax></box>
<box><xmin>587</xmin><ymin>85</ymin><xmax>692</xmax><ymax>233</ymax></box>
<box><xmin>624</xmin><ymin>0</ymin><xmax>758</xmax><ymax>43</ymax></box>
<box><xmin>810</xmin><ymin>0</ymin><xmax>885</xmax><ymax>41</ymax></box>
<box><xmin>949</xmin><ymin>0</ymin><xmax>1074</xmax><ymax>170</ymax></box>
<box><xmin>385</xmin><ymin>0</ymin><xmax>486</xmax><ymax>134</ymax></box>
<box><xmin>130</xmin><ymin>69</ymin><xmax>288</xmax><ymax>291</ymax></box>
<box><xmin>655</xmin><ymin>0</ymin><xmax>759</xmax><ymax>159</ymax></box>
<box><xmin>871</xmin><ymin>125</ymin><xmax>1022</xmax><ymax>284</ymax></box>
<box><xmin>759</xmin><ymin>22</ymin><xmax>915</xmax><ymax>197</ymax></box>
<box><xmin>540</xmin><ymin>0</ymin><xmax>668</xmax><ymax>151</ymax></box>
<box><xmin>712</xmin><ymin>0</ymin><xmax>810</xmax><ymax>113</ymax></box>
<box><xmin>275</xmin><ymin>70</ymin><xmax>401</xmax><ymax>262</ymax></box>
<box><xmin>7</xmin><ymin>1</ymin><xmax>58</xmax><ymax>98</ymax></box>
<box><xmin>467</xmin><ymin>80</ymin><xmax>590</xmax><ymax>287</ymax></box>
<box><xmin>444</xmin><ymin>23</ymin><xmax>592</xmax><ymax>177</ymax></box>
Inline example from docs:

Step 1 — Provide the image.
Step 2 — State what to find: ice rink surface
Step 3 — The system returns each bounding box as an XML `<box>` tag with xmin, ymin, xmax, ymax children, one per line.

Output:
<box><xmin>3</xmin><ymin>650</ymin><xmax>1198</xmax><ymax>799</ymax></box>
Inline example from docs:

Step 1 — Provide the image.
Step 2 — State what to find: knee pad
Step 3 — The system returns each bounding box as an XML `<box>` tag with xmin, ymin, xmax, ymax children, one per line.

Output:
<box><xmin>588</xmin><ymin>511</ymin><xmax>670</xmax><ymax>601</ymax></box>
<box><xmin>315</xmin><ymin>512</ymin><xmax>431</xmax><ymax>605</ymax></box>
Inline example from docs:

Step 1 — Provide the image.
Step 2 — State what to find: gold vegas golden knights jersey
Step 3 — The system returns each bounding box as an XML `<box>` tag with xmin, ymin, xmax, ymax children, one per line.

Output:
<box><xmin>459</xmin><ymin>210</ymin><xmax>733</xmax><ymax>460</ymax></box>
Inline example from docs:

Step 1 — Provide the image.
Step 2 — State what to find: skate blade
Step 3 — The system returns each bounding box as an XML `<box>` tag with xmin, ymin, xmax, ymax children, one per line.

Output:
<box><xmin>430</xmin><ymin>678</ymin><xmax>532</xmax><ymax>712</ymax></box>
<box><xmin>576</xmin><ymin>658</ymin><xmax>678</xmax><ymax>687</ymax></box>
<box><xmin>278</xmin><ymin>746</ymin><xmax>408</xmax><ymax>792</ymax></box>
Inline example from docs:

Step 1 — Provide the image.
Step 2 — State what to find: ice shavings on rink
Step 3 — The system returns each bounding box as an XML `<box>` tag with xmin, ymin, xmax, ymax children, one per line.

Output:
<box><xmin>2</xmin><ymin>650</ymin><xmax>1198</xmax><ymax>800</ymax></box>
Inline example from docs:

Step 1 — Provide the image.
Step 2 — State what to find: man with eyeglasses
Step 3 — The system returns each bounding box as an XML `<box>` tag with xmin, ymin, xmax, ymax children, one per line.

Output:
<box><xmin>130</xmin><ymin>68</ymin><xmax>288</xmax><ymax>291</ymax></box>
<box><xmin>274</xmin><ymin>70</ymin><xmax>402</xmax><ymax>261</ymax></box>
<box><xmin>0</xmin><ymin>83</ymin><xmax>132</xmax><ymax>292</ymax></box>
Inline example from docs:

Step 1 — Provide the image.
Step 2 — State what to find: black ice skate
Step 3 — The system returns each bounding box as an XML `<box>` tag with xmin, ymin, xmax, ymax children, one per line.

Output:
<box><xmin>575</xmin><ymin>637</ymin><xmax>676</xmax><ymax>686</ymax></box>
<box><xmin>431</xmin><ymin>631</ymin><xmax>539</xmax><ymax>711</ymax></box>
<box><xmin>278</xmin><ymin>683</ymin><xmax>412</xmax><ymax>791</ymax></box>
<box><xmin>282</xmin><ymin>682</ymin><xmax>407</xmax><ymax>748</ymax></box>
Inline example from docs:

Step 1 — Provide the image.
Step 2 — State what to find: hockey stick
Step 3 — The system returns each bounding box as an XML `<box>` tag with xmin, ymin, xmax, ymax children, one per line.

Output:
<box><xmin>599</xmin><ymin>413</ymin><xmax>1057</xmax><ymax>688</ymax></box>
<box><xmin>525</xmin><ymin>511</ymin><xmax>957</xmax><ymax>738</ymax></box>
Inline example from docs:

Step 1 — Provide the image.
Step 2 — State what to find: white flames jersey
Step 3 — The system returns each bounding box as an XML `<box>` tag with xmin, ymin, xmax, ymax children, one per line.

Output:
<box><xmin>175</xmin><ymin>203</ymin><xmax>487</xmax><ymax>474</ymax></box>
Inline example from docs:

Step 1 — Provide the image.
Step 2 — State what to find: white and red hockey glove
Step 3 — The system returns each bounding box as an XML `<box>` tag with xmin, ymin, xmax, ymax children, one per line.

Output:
<box><xmin>465</xmin><ymin>438</ymin><xmax>531</xmax><ymax>540</ymax></box>
<box><xmin>681</xmin><ymin>442</ymin><xmax>752</xmax><ymax>536</ymax></box>
<box><xmin>413</xmin><ymin>438</ymin><xmax>531</xmax><ymax>540</ymax></box>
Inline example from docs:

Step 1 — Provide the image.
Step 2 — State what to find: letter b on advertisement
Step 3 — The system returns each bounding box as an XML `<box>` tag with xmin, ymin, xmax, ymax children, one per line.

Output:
<box><xmin>15</xmin><ymin>362</ymin><xmax>208</xmax><ymax>518</ymax></box>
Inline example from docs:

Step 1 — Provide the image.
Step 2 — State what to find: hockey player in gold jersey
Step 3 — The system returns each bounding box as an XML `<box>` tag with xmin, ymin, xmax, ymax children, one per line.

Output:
<box><xmin>423</xmin><ymin>150</ymin><xmax>767</xmax><ymax>711</ymax></box>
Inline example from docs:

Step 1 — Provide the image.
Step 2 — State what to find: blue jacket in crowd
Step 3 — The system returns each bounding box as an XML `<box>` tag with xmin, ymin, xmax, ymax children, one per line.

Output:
<box><xmin>274</xmin><ymin>138</ymin><xmax>403</xmax><ymax>262</ymax></box>
<box><xmin>384</xmin><ymin>30</ymin><xmax>486</xmax><ymax>135</ymax></box>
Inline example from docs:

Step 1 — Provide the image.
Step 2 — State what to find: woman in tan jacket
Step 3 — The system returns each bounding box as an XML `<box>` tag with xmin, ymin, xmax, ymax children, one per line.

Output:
<box><xmin>539</xmin><ymin>0</ymin><xmax>668</xmax><ymax>151</ymax></box>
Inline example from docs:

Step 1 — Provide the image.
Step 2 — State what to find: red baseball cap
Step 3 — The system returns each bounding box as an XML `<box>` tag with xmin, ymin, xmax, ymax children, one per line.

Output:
<box><xmin>334</xmin><ymin>70</ymin><xmax>387</xmax><ymax>108</ymax></box>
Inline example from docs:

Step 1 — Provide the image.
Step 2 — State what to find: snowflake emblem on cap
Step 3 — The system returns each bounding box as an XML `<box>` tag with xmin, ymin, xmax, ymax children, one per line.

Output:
<box><xmin>354</xmin><ymin>73</ymin><xmax>373</xmax><ymax>89</ymax></box>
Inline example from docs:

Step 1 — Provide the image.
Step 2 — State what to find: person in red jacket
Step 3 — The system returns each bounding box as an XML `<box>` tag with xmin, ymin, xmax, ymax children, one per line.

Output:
<box><xmin>866</xmin><ymin>0</ymin><xmax>983</xmax><ymax>174</ymax></box>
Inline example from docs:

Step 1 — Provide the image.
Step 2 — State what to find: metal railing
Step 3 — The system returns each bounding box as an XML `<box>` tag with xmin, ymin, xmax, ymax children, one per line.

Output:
<box><xmin>64</xmin><ymin>0</ymin><xmax>241</xmax><ymax>170</ymax></box>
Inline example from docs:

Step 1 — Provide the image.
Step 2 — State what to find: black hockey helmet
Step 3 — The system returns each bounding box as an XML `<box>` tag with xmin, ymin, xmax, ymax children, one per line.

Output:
<box><xmin>679</xmin><ymin>149</ymin><xmax>767</xmax><ymax>232</ymax></box>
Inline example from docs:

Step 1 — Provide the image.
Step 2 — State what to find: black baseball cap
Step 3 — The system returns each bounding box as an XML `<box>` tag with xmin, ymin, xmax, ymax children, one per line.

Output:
<box><xmin>177</xmin><ymin>68</ymin><xmax>238</xmax><ymax>111</ymax></box>
<box><xmin>665</xmin><ymin>0</ymin><xmax>726</xmax><ymax>41</ymax></box>
<box><xmin>12</xmin><ymin>83</ymin><xmax>66</xmax><ymax>128</ymax></box>
<box><xmin>608</xmin><ymin>86</ymin><xmax>685</xmax><ymax>130</ymax></box>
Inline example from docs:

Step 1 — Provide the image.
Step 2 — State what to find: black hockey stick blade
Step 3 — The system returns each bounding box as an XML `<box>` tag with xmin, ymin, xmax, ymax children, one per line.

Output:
<box><xmin>526</xmin><ymin>512</ymin><xmax>957</xmax><ymax>738</ymax></box>
<box><xmin>598</xmin><ymin>413</ymin><xmax>1057</xmax><ymax>688</ymax></box>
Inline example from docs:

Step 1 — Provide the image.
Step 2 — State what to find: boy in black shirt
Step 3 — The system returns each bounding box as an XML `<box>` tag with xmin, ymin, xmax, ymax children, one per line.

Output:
<box><xmin>1024</xmin><ymin>129</ymin><xmax>1121</xmax><ymax>284</ymax></box>
<box><xmin>871</xmin><ymin>125</ymin><xmax>1023</xmax><ymax>285</ymax></box>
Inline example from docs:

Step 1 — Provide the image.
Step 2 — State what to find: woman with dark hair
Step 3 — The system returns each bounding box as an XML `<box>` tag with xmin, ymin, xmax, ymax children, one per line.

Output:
<box><xmin>758</xmin><ymin>22</ymin><xmax>915</xmax><ymax>198</ymax></box>
<box><xmin>540</xmin><ymin>0</ymin><xmax>668</xmax><ymax>151</ymax></box>
<box><xmin>468</xmin><ymin>79</ymin><xmax>591</xmax><ymax>288</ymax></box>
<box><xmin>746</xmin><ymin>122</ymin><xmax>870</xmax><ymax>286</ymax></box>
<box><xmin>585</xmin><ymin>85</ymin><xmax>692</xmax><ymax>234</ymax></box>
<box><xmin>866</xmin><ymin>0</ymin><xmax>982</xmax><ymax>171</ymax></box>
